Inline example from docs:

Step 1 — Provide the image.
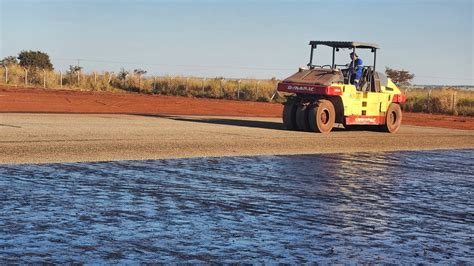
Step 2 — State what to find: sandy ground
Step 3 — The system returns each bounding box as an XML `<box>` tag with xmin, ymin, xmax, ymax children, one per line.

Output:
<box><xmin>1</xmin><ymin>113</ymin><xmax>473</xmax><ymax>164</ymax></box>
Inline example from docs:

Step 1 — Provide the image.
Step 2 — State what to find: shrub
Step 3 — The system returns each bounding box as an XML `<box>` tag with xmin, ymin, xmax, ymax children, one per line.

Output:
<box><xmin>0</xmin><ymin>56</ymin><xmax>18</xmax><ymax>66</ymax></box>
<box><xmin>402</xmin><ymin>88</ymin><xmax>474</xmax><ymax>116</ymax></box>
<box><xmin>18</xmin><ymin>50</ymin><xmax>53</xmax><ymax>70</ymax></box>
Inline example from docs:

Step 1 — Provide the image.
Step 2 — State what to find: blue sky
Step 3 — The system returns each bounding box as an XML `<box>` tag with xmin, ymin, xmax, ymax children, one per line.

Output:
<box><xmin>1</xmin><ymin>0</ymin><xmax>473</xmax><ymax>85</ymax></box>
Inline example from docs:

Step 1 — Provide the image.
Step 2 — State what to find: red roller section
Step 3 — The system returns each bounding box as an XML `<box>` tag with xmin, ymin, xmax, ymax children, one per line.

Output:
<box><xmin>277</xmin><ymin>83</ymin><xmax>343</xmax><ymax>96</ymax></box>
<box><xmin>392</xmin><ymin>94</ymin><xmax>406</xmax><ymax>103</ymax></box>
<box><xmin>345</xmin><ymin>115</ymin><xmax>386</xmax><ymax>125</ymax></box>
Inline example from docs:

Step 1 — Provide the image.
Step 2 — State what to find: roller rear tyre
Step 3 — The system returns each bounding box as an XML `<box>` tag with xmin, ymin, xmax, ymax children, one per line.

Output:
<box><xmin>309</xmin><ymin>100</ymin><xmax>335</xmax><ymax>133</ymax></box>
<box><xmin>283</xmin><ymin>99</ymin><xmax>299</xmax><ymax>130</ymax></box>
<box><xmin>296</xmin><ymin>104</ymin><xmax>310</xmax><ymax>131</ymax></box>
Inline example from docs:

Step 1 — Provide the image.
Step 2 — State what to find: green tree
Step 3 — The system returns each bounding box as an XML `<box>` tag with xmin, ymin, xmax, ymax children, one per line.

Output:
<box><xmin>133</xmin><ymin>68</ymin><xmax>147</xmax><ymax>76</ymax></box>
<box><xmin>118</xmin><ymin>68</ymin><xmax>129</xmax><ymax>80</ymax></box>
<box><xmin>67</xmin><ymin>65</ymin><xmax>83</xmax><ymax>74</ymax></box>
<box><xmin>18</xmin><ymin>50</ymin><xmax>54</xmax><ymax>70</ymax></box>
<box><xmin>64</xmin><ymin>65</ymin><xmax>83</xmax><ymax>85</ymax></box>
<box><xmin>385</xmin><ymin>67</ymin><xmax>415</xmax><ymax>87</ymax></box>
<box><xmin>0</xmin><ymin>56</ymin><xmax>18</xmax><ymax>66</ymax></box>
<box><xmin>133</xmin><ymin>69</ymin><xmax>147</xmax><ymax>88</ymax></box>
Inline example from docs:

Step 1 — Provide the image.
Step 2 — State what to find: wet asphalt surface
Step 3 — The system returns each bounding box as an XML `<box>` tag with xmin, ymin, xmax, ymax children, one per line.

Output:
<box><xmin>0</xmin><ymin>149</ymin><xmax>473</xmax><ymax>263</ymax></box>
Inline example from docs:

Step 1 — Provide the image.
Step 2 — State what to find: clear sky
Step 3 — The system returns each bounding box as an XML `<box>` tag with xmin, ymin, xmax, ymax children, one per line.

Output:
<box><xmin>1</xmin><ymin>0</ymin><xmax>473</xmax><ymax>85</ymax></box>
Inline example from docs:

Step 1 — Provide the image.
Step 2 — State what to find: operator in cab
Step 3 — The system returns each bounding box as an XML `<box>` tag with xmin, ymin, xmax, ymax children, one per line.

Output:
<box><xmin>347</xmin><ymin>52</ymin><xmax>363</xmax><ymax>86</ymax></box>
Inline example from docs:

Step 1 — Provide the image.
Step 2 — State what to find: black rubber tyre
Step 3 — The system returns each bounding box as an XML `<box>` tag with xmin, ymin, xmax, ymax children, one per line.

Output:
<box><xmin>380</xmin><ymin>103</ymin><xmax>402</xmax><ymax>133</ymax></box>
<box><xmin>343</xmin><ymin>123</ymin><xmax>364</xmax><ymax>131</ymax></box>
<box><xmin>296</xmin><ymin>104</ymin><xmax>310</xmax><ymax>131</ymax></box>
<box><xmin>308</xmin><ymin>100</ymin><xmax>336</xmax><ymax>133</ymax></box>
<box><xmin>283</xmin><ymin>99</ymin><xmax>299</xmax><ymax>130</ymax></box>
<box><xmin>344</xmin><ymin>124</ymin><xmax>354</xmax><ymax>131</ymax></box>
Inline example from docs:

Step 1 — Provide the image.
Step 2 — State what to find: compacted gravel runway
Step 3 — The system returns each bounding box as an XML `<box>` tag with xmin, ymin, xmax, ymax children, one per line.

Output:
<box><xmin>0</xmin><ymin>113</ymin><xmax>473</xmax><ymax>164</ymax></box>
<box><xmin>1</xmin><ymin>86</ymin><xmax>473</xmax><ymax>130</ymax></box>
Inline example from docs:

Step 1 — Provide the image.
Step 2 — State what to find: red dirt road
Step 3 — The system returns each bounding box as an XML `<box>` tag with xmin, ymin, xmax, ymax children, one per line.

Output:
<box><xmin>1</xmin><ymin>86</ymin><xmax>473</xmax><ymax>130</ymax></box>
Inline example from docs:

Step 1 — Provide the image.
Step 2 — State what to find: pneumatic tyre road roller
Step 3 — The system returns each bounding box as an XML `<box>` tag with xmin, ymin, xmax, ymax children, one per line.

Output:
<box><xmin>278</xmin><ymin>41</ymin><xmax>406</xmax><ymax>134</ymax></box>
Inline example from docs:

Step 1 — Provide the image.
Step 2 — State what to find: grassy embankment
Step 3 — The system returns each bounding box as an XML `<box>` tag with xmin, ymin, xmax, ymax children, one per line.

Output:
<box><xmin>0</xmin><ymin>64</ymin><xmax>281</xmax><ymax>102</ymax></box>
<box><xmin>402</xmin><ymin>88</ymin><xmax>474</xmax><ymax>116</ymax></box>
<box><xmin>1</xmin><ymin>65</ymin><xmax>473</xmax><ymax>116</ymax></box>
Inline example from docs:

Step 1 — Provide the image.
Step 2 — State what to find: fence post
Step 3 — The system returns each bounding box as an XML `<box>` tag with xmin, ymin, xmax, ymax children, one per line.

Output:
<box><xmin>168</xmin><ymin>77</ymin><xmax>172</xmax><ymax>92</ymax></box>
<box><xmin>185</xmin><ymin>77</ymin><xmax>189</xmax><ymax>94</ymax></box>
<box><xmin>270</xmin><ymin>80</ymin><xmax>280</xmax><ymax>101</ymax></box>
<box><xmin>452</xmin><ymin>91</ymin><xmax>457</xmax><ymax>114</ymax></box>
<box><xmin>428</xmin><ymin>89</ymin><xmax>432</xmax><ymax>113</ymax></box>
<box><xmin>59</xmin><ymin>71</ymin><xmax>63</xmax><ymax>88</ymax></box>
<box><xmin>201</xmin><ymin>78</ymin><xmax>206</xmax><ymax>95</ymax></box>
<box><xmin>108</xmin><ymin>73</ymin><xmax>113</xmax><ymax>84</ymax></box>
<box><xmin>94</xmin><ymin>72</ymin><xmax>97</xmax><ymax>85</ymax></box>
<box><xmin>256</xmin><ymin>80</ymin><xmax>260</xmax><ymax>99</ymax></box>
<box><xmin>77</xmin><ymin>71</ymin><xmax>80</xmax><ymax>86</ymax></box>
<box><xmin>24</xmin><ymin>68</ymin><xmax>28</xmax><ymax>85</ymax></box>
<box><xmin>220</xmin><ymin>78</ymin><xmax>224</xmax><ymax>98</ymax></box>
<box><xmin>153</xmin><ymin>76</ymin><xmax>157</xmax><ymax>92</ymax></box>
<box><xmin>3</xmin><ymin>65</ymin><xmax>7</xmax><ymax>84</ymax></box>
<box><xmin>43</xmin><ymin>69</ymin><xmax>46</xmax><ymax>88</ymax></box>
<box><xmin>237</xmin><ymin>79</ymin><xmax>241</xmax><ymax>100</ymax></box>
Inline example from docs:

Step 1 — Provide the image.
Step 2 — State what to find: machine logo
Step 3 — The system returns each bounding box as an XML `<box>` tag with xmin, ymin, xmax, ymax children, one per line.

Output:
<box><xmin>287</xmin><ymin>85</ymin><xmax>314</xmax><ymax>92</ymax></box>
<box><xmin>355</xmin><ymin>117</ymin><xmax>376</xmax><ymax>123</ymax></box>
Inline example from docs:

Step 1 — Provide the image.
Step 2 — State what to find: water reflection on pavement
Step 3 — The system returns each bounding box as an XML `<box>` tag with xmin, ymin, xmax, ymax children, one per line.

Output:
<box><xmin>0</xmin><ymin>149</ymin><xmax>473</xmax><ymax>263</ymax></box>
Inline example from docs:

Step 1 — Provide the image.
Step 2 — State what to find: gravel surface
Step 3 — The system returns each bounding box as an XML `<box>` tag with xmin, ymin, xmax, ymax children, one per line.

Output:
<box><xmin>1</xmin><ymin>113</ymin><xmax>473</xmax><ymax>164</ymax></box>
<box><xmin>1</xmin><ymin>86</ymin><xmax>473</xmax><ymax>130</ymax></box>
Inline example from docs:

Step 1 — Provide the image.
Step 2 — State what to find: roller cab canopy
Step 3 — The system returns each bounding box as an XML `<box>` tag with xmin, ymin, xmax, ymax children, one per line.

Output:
<box><xmin>307</xmin><ymin>40</ymin><xmax>380</xmax><ymax>70</ymax></box>
<box><xmin>309</xmin><ymin>41</ymin><xmax>379</xmax><ymax>49</ymax></box>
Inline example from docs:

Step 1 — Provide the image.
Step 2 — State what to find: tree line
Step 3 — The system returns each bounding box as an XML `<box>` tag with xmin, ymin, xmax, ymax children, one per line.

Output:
<box><xmin>1</xmin><ymin>50</ymin><xmax>415</xmax><ymax>87</ymax></box>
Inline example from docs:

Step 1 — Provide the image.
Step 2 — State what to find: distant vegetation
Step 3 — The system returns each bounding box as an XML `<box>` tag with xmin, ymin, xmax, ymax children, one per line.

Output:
<box><xmin>401</xmin><ymin>88</ymin><xmax>474</xmax><ymax>116</ymax></box>
<box><xmin>17</xmin><ymin>50</ymin><xmax>54</xmax><ymax>70</ymax></box>
<box><xmin>385</xmin><ymin>67</ymin><xmax>415</xmax><ymax>87</ymax></box>
<box><xmin>0</xmin><ymin>57</ymin><xmax>280</xmax><ymax>102</ymax></box>
<box><xmin>0</xmin><ymin>51</ymin><xmax>473</xmax><ymax>115</ymax></box>
<box><xmin>384</xmin><ymin>68</ymin><xmax>473</xmax><ymax>116</ymax></box>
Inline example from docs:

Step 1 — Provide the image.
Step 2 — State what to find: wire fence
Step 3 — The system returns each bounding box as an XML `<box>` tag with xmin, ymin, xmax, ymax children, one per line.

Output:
<box><xmin>0</xmin><ymin>64</ymin><xmax>283</xmax><ymax>102</ymax></box>
<box><xmin>402</xmin><ymin>88</ymin><xmax>474</xmax><ymax>116</ymax></box>
<box><xmin>1</xmin><ymin>64</ymin><xmax>473</xmax><ymax>115</ymax></box>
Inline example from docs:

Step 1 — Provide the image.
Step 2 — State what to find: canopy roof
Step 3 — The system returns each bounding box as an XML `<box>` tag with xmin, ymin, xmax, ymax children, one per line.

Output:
<box><xmin>309</xmin><ymin>41</ymin><xmax>379</xmax><ymax>49</ymax></box>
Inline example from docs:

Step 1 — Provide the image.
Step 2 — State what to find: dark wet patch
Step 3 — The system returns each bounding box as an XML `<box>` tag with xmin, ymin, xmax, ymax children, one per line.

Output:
<box><xmin>0</xmin><ymin>149</ymin><xmax>473</xmax><ymax>264</ymax></box>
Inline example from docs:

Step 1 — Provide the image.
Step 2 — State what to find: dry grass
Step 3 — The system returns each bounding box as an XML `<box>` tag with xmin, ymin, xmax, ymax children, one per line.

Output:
<box><xmin>1</xmin><ymin>66</ymin><xmax>472</xmax><ymax>115</ymax></box>
<box><xmin>402</xmin><ymin>88</ymin><xmax>474</xmax><ymax>116</ymax></box>
<box><xmin>0</xmin><ymin>66</ymin><xmax>279</xmax><ymax>102</ymax></box>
